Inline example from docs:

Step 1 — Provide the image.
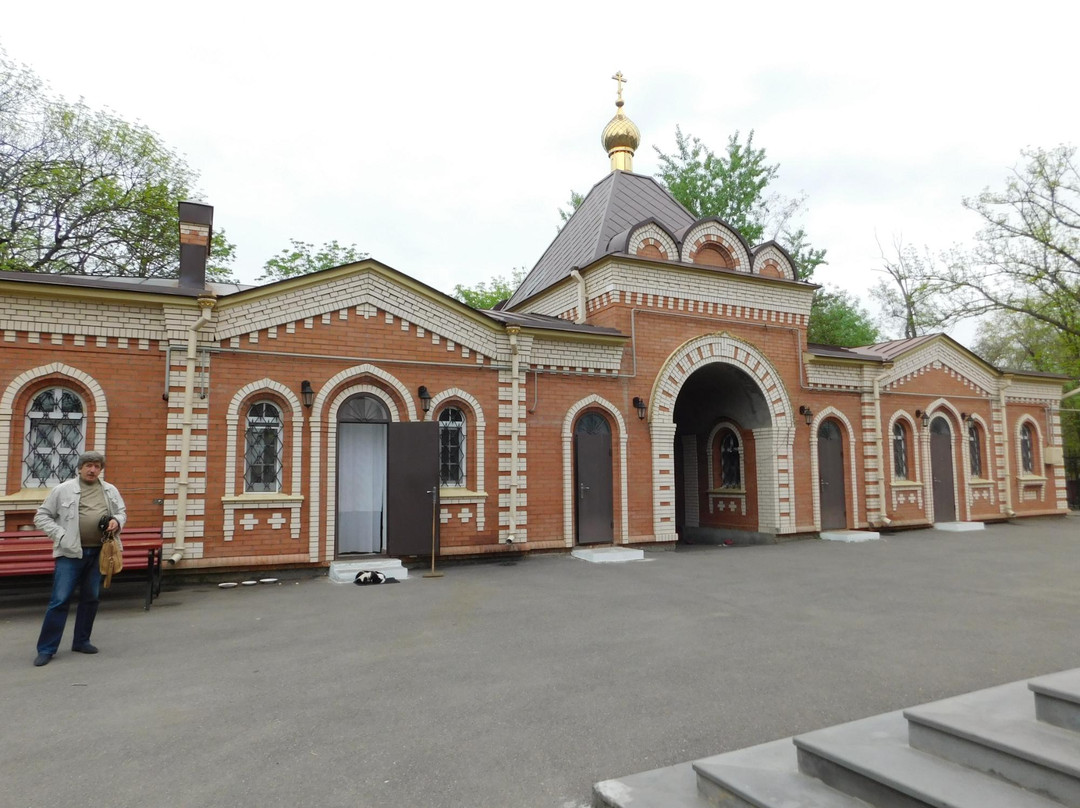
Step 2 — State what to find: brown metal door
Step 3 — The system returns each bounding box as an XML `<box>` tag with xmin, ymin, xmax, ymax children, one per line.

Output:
<box><xmin>817</xmin><ymin>419</ymin><xmax>847</xmax><ymax>530</ymax></box>
<box><xmin>930</xmin><ymin>418</ymin><xmax>956</xmax><ymax>522</ymax></box>
<box><xmin>574</xmin><ymin>416</ymin><xmax>613</xmax><ymax>545</ymax></box>
<box><xmin>386</xmin><ymin>422</ymin><xmax>439</xmax><ymax>556</ymax></box>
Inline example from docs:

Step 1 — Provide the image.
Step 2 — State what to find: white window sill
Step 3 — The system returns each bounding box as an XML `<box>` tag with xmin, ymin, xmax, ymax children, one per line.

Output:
<box><xmin>222</xmin><ymin>493</ymin><xmax>304</xmax><ymax>504</ymax></box>
<box><xmin>891</xmin><ymin>480</ymin><xmax>922</xmax><ymax>488</ymax></box>
<box><xmin>0</xmin><ymin>488</ymin><xmax>51</xmax><ymax>504</ymax></box>
<box><xmin>439</xmin><ymin>488</ymin><xmax>487</xmax><ymax>504</ymax></box>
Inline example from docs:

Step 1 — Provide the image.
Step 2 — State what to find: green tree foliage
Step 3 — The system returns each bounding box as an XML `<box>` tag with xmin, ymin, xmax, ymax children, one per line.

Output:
<box><xmin>940</xmin><ymin>146</ymin><xmax>1080</xmax><ymax>343</ymax></box>
<box><xmin>257</xmin><ymin>239</ymin><xmax>367</xmax><ymax>282</ymax></box>
<box><xmin>653</xmin><ymin>127</ymin><xmax>826</xmax><ymax>279</ymax></box>
<box><xmin>0</xmin><ymin>48</ymin><xmax>235</xmax><ymax>279</ymax></box>
<box><xmin>973</xmin><ymin>310</ymin><xmax>1080</xmax><ymax>454</ymax></box>
<box><xmin>808</xmin><ymin>287</ymin><xmax>881</xmax><ymax>347</ymax></box>
<box><xmin>452</xmin><ymin>268</ymin><xmax>525</xmax><ymax>310</ymax></box>
<box><xmin>557</xmin><ymin>190</ymin><xmax>584</xmax><ymax>227</ymax></box>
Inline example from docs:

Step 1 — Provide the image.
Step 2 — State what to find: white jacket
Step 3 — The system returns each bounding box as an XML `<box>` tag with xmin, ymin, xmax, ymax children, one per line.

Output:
<box><xmin>34</xmin><ymin>477</ymin><xmax>127</xmax><ymax>559</ymax></box>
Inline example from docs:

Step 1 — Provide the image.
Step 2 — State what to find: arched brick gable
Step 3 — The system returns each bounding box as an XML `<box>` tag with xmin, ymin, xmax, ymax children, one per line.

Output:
<box><xmin>679</xmin><ymin>220</ymin><xmax>752</xmax><ymax>271</ymax></box>
<box><xmin>628</xmin><ymin>222</ymin><xmax>678</xmax><ymax>261</ymax></box>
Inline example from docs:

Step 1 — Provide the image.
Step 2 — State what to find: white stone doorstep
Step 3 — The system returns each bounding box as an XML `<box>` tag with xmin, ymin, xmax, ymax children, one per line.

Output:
<box><xmin>819</xmin><ymin>530</ymin><xmax>881</xmax><ymax>543</ymax></box>
<box><xmin>328</xmin><ymin>558</ymin><xmax>409</xmax><ymax>583</ymax></box>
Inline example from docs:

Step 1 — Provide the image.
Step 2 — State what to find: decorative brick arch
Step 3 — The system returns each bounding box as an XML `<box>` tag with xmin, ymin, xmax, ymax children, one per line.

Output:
<box><xmin>307</xmin><ymin>365</ymin><xmax>413</xmax><ymax>563</ymax></box>
<box><xmin>225</xmin><ymin>379</ymin><xmax>304</xmax><ymax>496</ymax></box>
<box><xmin>751</xmin><ymin>244</ymin><xmax>796</xmax><ymax>280</ymax></box>
<box><xmin>628</xmin><ymin>223</ymin><xmax>678</xmax><ymax>261</ymax></box>
<box><xmin>679</xmin><ymin>220</ymin><xmax>751</xmax><ymax>270</ymax></box>
<box><xmin>561</xmin><ymin>395</ymin><xmax>629</xmax><ymax>546</ymax></box>
<box><xmin>426</xmin><ymin>388</ymin><xmax>487</xmax><ymax>529</ymax></box>
<box><xmin>220</xmin><ymin>380</ymin><xmax>305</xmax><ymax>545</ymax></box>
<box><xmin>0</xmin><ymin>363</ymin><xmax>110</xmax><ymax>497</ymax></box>
<box><xmin>807</xmin><ymin>407</ymin><xmax>860</xmax><ymax>530</ymax></box>
<box><xmin>648</xmin><ymin>334</ymin><xmax>795</xmax><ymax>538</ymax></box>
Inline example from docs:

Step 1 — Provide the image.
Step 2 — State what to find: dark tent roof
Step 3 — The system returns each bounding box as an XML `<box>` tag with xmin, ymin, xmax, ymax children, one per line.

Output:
<box><xmin>506</xmin><ymin>170</ymin><xmax>695</xmax><ymax>308</ymax></box>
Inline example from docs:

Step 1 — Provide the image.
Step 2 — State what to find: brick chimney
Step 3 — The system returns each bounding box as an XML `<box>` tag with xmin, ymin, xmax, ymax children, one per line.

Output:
<box><xmin>177</xmin><ymin>201</ymin><xmax>213</xmax><ymax>289</ymax></box>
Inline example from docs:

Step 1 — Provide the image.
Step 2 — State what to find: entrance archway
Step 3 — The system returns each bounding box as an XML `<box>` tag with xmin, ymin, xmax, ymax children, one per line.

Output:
<box><xmin>651</xmin><ymin>333</ymin><xmax>795</xmax><ymax>541</ymax></box>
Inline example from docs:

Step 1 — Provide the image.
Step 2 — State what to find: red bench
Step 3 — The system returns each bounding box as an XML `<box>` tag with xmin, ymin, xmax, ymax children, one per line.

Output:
<box><xmin>0</xmin><ymin>528</ymin><xmax>164</xmax><ymax>610</ymax></box>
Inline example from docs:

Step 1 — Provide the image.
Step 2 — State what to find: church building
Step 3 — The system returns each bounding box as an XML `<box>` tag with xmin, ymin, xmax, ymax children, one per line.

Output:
<box><xmin>0</xmin><ymin>84</ymin><xmax>1069</xmax><ymax>572</ymax></box>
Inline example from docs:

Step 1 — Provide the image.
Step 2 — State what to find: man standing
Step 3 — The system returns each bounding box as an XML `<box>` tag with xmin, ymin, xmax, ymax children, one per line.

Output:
<box><xmin>33</xmin><ymin>450</ymin><xmax>126</xmax><ymax>667</ymax></box>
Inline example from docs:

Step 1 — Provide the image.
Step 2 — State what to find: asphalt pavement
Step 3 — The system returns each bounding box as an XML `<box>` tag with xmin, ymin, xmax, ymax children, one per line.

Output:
<box><xmin>2</xmin><ymin>514</ymin><xmax>1079</xmax><ymax>808</ymax></box>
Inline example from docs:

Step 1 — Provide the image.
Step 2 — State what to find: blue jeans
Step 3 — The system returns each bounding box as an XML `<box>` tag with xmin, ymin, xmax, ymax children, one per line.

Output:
<box><xmin>37</xmin><ymin>548</ymin><xmax>102</xmax><ymax>655</ymax></box>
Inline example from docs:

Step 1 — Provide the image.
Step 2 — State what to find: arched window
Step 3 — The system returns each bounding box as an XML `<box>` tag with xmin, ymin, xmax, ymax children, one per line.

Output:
<box><xmin>245</xmin><ymin>401</ymin><xmax>283</xmax><ymax>492</ymax></box>
<box><xmin>892</xmin><ymin>421</ymin><xmax>910</xmax><ymax>480</ymax></box>
<box><xmin>719</xmin><ymin>430</ymin><xmax>741</xmax><ymax>488</ymax></box>
<box><xmin>24</xmin><ymin>386</ymin><xmax>86</xmax><ymax>487</ymax></box>
<box><xmin>968</xmin><ymin>421</ymin><xmax>983</xmax><ymax>478</ymax></box>
<box><xmin>439</xmin><ymin>406</ymin><xmax>467</xmax><ymax>487</ymax></box>
<box><xmin>1020</xmin><ymin>423</ymin><xmax>1035</xmax><ymax>474</ymax></box>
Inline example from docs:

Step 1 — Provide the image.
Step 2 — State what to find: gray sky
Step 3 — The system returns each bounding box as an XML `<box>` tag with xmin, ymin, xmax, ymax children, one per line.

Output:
<box><xmin>4</xmin><ymin>1</ymin><xmax>1077</xmax><ymax>345</ymax></box>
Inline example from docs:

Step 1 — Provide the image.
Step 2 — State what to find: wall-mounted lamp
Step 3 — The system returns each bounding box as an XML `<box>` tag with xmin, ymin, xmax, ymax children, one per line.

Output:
<box><xmin>915</xmin><ymin>409</ymin><xmax>930</xmax><ymax>429</ymax></box>
<box><xmin>632</xmin><ymin>396</ymin><xmax>647</xmax><ymax>420</ymax></box>
<box><xmin>799</xmin><ymin>405</ymin><xmax>813</xmax><ymax>426</ymax></box>
<box><xmin>300</xmin><ymin>380</ymin><xmax>314</xmax><ymax>408</ymax></box>
<box><xmin>418</xmin><ymin>385</ymin><xmax>432</xmax><ymax>413</ymax></box>
<box><xmin>961</xmin><ymin>412</ymin><xmax>975</xmax><ymax>429</ymax></box>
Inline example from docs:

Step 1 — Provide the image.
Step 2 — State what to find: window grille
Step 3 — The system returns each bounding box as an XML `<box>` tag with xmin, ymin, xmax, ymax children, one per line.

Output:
<box><xmin>439</xmin><ymin>407</ymin><xmax>466</xmax><ymax>487</ymax></box>
<box><xmin>893</xmin><ymin>422</ymin><xmax>909</xmax><ymax>480</ymax></box>
<box><xmin>245</xmin><ymin>402</ymin><xmax>283</xmax><ymax>492</ymax></box>
<box><xmin>968</xmin><ymin>422</ymin><xmax>983</xmax><ymax>478</ymax></box>
<box><xmin>1020</xmin><ymin>424</ymin><xmax>1034</xmax><ymax>473</ymax></box>
<box><xmin>720</xmin><ymin>431</ymin><xmax>741</xmax><ymax>488</ymax></box>
<box><xmin>24</xmin><ymin>387</ymin><xmax>85</xmax><ymax>487</ymax></box>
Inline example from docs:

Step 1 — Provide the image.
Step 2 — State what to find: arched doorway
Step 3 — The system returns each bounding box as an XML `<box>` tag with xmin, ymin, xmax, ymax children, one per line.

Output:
<box><xmin>817</xmin><ymin>419</ymin><xmax>847</xmax><ymax>530</ymax></box>
<box><xmin>930</xmin><ymin>416</ymin><xmax>956</xmax><ymax>522</ymax></box>
<box><xmin>574</xmin><ymin>412</ymin><xmax>613</xmax><ymax>545</ymax></box>
<box><xmin>337</xmin><ymin>394</ymin><xmax>389</xmax><ymax>554</ymax></box>
<box><xmin>673</xmin><ymin>363</ymin><xmax>769</xmax><ymax>541</ymax></box>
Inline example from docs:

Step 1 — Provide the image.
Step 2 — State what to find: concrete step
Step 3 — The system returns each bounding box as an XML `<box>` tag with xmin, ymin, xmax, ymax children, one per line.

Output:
<box><xmin>593</xmin><ymin>761</ymin><xmax>710</xmax><ymax>808</ymax></box>
<box><xmin>933</xmin><ymin>521</ymin><xmax>985</xmax><ymax>532</ymax></box>
<box><xmin>905</xmin><ymin>679</ymin><xmax>1080</xmax><ymax>806</ymax></box>
<box><xmin>819</xmin><ymin>530</ymin><xmax>881</xmax><ymax>543</ymax></box>
<box><xmin>794</xmin><ymin>709</ymin><xmax>1063</xmax><ymax>808</ymax></box>
<box><xmin>693</xmin><ymin>737</ymin><xmax>874</xmax><ymax>807</ymax></box>
<box><xmin>571</xmin><ymin>546</ymin><xmax>645</xmax><ymax>563</ymax></box>
<box><xmin>1030</xmin><ymin>669</ymin><xmax>1080</xmax><ymax>733</ymax></box>
<box><xmin>327</xmin><ymin>558</ymin><xmax>409</xmax><ymax>583</ymax></box>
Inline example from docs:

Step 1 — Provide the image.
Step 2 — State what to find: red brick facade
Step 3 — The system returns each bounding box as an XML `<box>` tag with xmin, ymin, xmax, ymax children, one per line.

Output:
<box><xmin>0</xmin><ymin>215</ymin><xmax>1068</xmax><ymax>571</ymax></box>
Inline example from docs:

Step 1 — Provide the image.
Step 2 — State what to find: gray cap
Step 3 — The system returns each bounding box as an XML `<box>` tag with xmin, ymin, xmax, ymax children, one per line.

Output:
<box><xmin>77</xmin><ymin>451</ymin><xmax>105</xmax><ymax>468</ymax></box>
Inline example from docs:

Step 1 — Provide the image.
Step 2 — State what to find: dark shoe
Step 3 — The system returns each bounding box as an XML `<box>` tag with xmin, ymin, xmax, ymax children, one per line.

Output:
<box><xmin>33</xmin><ymin>653</ymin><xmax>53</xmax><ymax>667</ymax></box>
<box><xmin>72</xmin><ymin>643</ymin><xmax>98</xmax><ymax>654</ymax></box>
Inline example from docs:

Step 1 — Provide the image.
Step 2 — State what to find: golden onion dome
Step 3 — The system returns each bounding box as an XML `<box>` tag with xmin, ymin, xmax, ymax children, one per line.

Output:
<box><xmin>602</xmin><ymin>71</ymin><xmax>639</xmax><ymax>172</ymax></box>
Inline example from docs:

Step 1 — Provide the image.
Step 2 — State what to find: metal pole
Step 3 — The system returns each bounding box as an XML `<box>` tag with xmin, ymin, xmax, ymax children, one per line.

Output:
<box><xmin>423</xmin><ymin>486</ymin><xmax>443</xmax><ymax>578</ymax></box>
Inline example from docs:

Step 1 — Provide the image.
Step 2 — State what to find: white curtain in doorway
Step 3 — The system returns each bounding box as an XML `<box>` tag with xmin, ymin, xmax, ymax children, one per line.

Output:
<box><xmin>338</xmin><ymin>422</ymin><xmax>386</xmax><ymax>553</ymax></box>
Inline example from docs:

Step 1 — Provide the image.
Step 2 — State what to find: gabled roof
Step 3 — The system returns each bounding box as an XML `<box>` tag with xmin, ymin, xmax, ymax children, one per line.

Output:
<box><xmin>506</xmin><ymin>170</ymin><xmax>695</xmax><ymax>308</ymax></box>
